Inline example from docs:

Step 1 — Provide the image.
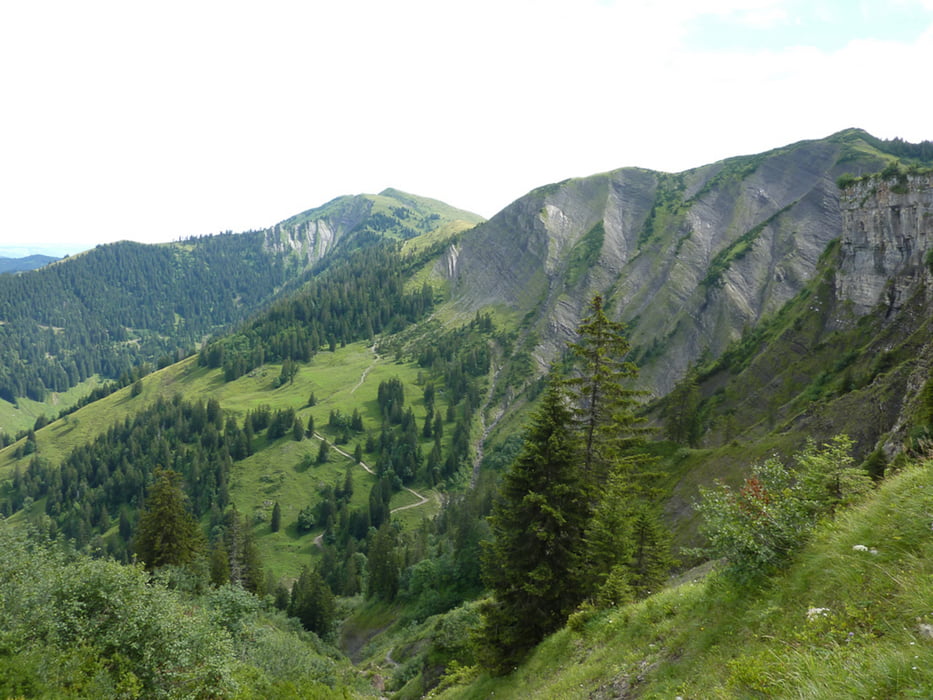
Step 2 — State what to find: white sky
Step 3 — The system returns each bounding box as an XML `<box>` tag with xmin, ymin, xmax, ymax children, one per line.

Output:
<box><xmin>1</xmin><ymin>0</ymin><xmax>932</xmax><ymax>255</ymax></box>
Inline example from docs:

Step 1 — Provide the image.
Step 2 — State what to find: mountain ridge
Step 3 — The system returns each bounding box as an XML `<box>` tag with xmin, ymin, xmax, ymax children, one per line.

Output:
<box><xmin>0</xmin><ymin>254</ymin><xmax>59</xmax><ymax>274</ymax></box>
<box><xmin>440</xmin><ymin>129</ymin><xmax>900</xmax><ymax>399</ymax></box>
<box><xmin>1</xmin><ymin>128</ymin><xmax>932</xmax><ymax>697</ymax></box>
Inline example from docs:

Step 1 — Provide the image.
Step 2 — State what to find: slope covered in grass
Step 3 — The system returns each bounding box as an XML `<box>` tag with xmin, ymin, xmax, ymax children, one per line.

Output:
<box><xmin>436</xmin><ymin>458</ymin><xmax>933</xmax><ymax>699</ymax></box>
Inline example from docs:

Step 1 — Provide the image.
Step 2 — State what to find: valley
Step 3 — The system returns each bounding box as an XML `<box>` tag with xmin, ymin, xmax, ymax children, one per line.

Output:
<box><xmin>0</xmin><ymin>129</ymin><xmax>932</xmax><ymax>698</ymax></box>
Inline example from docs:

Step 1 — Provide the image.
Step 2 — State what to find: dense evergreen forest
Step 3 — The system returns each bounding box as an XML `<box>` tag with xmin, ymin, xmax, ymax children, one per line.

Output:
<box><xmin>198</xmin><ymin>240</ymin><xmax>436</xmax><ymax>381</ymax></box>
<box><xmin>0</xmin><ymin>232</ymin><xmax>290</xmax><ymax>402</ymax></box>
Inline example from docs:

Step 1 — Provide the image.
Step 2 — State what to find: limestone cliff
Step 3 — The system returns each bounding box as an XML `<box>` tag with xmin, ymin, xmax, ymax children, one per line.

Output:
<box><xmin>262</xmin><ymin>189</ymin><xmax>483</xmax><ymax>267</ymax></box>
<box><xmin>656</xmin><ymin>168</ymin><xmax>933</xmax><ymax>461</ymax></box>
<box><xmin>837</xmin><ymin>174</ymin><xmax>933</xmax><ymax>314</ymax></box>
<box><xmin>442</xmin><ymin>130</ymin><xmax>891</xmax><ymax>396</ymax></box>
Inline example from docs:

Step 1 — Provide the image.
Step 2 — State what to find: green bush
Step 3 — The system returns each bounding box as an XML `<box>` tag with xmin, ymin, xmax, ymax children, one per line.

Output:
<box><xmin>696</xmin><ymin>456</ymin><xmax>812</xmax><ymax>584</ymax></box>
<box><xmin>836</xmin><ymin>173</ymin><xmax>859</xmax><ymax>189</ymax></box>
<box><xmin>695</xmin><ymin>436</ymin><xmax>868</xmax><ymax>584</ymax></box>
<box><xmin>0</xmin><ymin>524</ymin><xmax>236</xmax><ymax>698</ymax></box>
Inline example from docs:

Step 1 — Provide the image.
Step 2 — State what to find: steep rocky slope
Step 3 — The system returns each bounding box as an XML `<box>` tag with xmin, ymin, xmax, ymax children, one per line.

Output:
<box><xmin>669</xmin><ymin>167</ymin><xmax>933</xmax><ymax>461</ymax></box>
<box><xmin>263</xmin><ymin>188</ymin><xmax>484</xmax><ymax>264</ymax></box>
<box><xmin>441</xmin><ymin>129</ymin><xmax>893</xmax><ymax>397</ymax></box>
<box><xmin>837</xmin><ymin>173</ymin><xmax>933</xmax><ymax>314</ymax></box>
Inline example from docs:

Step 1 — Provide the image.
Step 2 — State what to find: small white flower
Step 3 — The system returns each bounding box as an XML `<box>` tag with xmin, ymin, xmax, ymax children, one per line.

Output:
<box><xmin>852</xmin><ymin>544</ymin><xmax>869</xmax><ymax>552</ymax></box>
<box><xmin>807</xmin><ymin>607</ymin><xmax>831</xmax><ymax>621</ymax></box>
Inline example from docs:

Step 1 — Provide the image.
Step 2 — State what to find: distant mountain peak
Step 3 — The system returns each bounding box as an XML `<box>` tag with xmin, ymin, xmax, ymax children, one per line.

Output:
<box><xmin>0</xmin><ymin>254</ymin><xmax>59</xmax><ymax>274</ymax></box>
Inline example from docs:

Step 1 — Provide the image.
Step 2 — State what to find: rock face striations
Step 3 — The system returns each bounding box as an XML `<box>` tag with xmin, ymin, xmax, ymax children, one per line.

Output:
<box><xmin>837</xmin><ymin>174</ymin><xmax>933</xmax><ymax>315</ymax></box>
<box><xmin>443</xmin><ymin>129</ymin><xmax>892</xmax><ymax>396</ymax></box>
<box><xmin>263</xmin><ymin>189</ymin><xmax>484</xmax><ymax>267</ymax></box>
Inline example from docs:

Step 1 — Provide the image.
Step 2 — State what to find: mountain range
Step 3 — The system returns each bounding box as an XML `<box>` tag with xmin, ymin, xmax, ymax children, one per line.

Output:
<box><xmin>0</xmin><ymin>127</ymin><xmax>932</xmax><ymax>698</ymax></box>
<box><xmin>0</xmin><ymin>254</ymin><xmax>59</xmax><ymax>274</ymax></box>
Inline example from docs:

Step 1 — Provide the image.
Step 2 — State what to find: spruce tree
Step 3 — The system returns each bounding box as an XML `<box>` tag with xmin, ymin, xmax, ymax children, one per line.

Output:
<box><xmin>563</xmin><ymin>294</ymin><xmax>644</xmax><ymax>490</ymax></box>
<box><xmin>317</xmin><ymin>439</ymin><xmax>330</xmax><ymax>464</ymax></box>
<box><xmin>478</xmin><ymin>375</ymin><xmax>589</xmax><ymax>673</ymax></box>
<box><xmin>566</xmin><ymin>295</ymin><xmax>670</xmax><ymax>601</ymax></box>
<box><xmin>626</xmin><ymin>504</ymin><xmax>674</xmax><ymax>597</ymax></box>
<box><xmin>209</xmin><ymin>540</ymin><xmax>231</xmax><ymax>586</ymax></box>
<box><xmin>664</xmin><ymin>367</ymin><xmax>702</xmax><ymax>447</ymax></box>
<box><xmin>289</xmin><ymin>565</ymin><xmax>335</xmax><ymax>638</ymax></box>
<box><xmin>134</xmin><ymin>468</ymin><xmax>203</xmax><ymax>570</ymax></box>
<box><xmin>367</xmin><ymin>523</ymin><xmax>399</xmax><ymax>600</ymax></box>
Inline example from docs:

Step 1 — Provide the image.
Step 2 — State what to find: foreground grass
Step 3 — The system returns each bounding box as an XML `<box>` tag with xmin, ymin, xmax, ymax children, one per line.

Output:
<box><xmin>436</xmin><ymin>459</ymin><xmax>933</xmax><ymax>699</ymax></box>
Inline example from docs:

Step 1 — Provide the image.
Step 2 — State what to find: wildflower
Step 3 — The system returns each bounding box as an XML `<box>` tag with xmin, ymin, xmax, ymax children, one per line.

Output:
<box><xmin>807</xmin><ymin>607</ymin><xmax>831</xmax><ymax>621</ymax></box>
<box><xmin>852</xmin><ymin>544</ymin><xmax>869</xmax><ymax>552</ymax></box>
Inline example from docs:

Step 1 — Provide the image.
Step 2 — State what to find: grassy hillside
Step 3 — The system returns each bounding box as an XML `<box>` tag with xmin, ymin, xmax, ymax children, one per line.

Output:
<box><xmin>0</xmin><ymin>132</ymin><xmax>930</xmax><ymax>698</ymax></box>
<box><xmin>0</xmin><ymin>189</ymin><xmax>483</xmax><ymax>433</ymax></box>
<box><xmin>0</xmin><ymin>374</ymin><xmax>105</xmax><ymax>437</ymax></box>
<box><xmin>0</xmin><ymin>340</ymin><xmax>448</xmax><ymax>582</ymax></box>
<box><xmin>435</xmin><ymin>456</ymin><xmax>933</xmax><ymax>699</ymax></box>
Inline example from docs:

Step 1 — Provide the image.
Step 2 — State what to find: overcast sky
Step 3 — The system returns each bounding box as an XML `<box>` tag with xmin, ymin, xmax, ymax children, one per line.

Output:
<box><xmin>2</xmin><ymin>0</ymin><xmax>932</xmax><ymax>256</ymax></box>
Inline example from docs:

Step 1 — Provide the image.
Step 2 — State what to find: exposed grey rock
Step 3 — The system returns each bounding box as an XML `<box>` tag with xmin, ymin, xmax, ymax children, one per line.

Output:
<box><xmin>837</xmin><ymin>174</ymin><xmax>933</xmax><ymax>314</ymax></box>
<box><xmin>444</xmin><ymin>132</ymin><xmax>891</xmax><ymax>396</ymax></box>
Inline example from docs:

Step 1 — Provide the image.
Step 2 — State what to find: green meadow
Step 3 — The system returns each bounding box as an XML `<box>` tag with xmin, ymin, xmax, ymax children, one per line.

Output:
<box><xmin>0</xmin><ymin>340</ymin><xmax>447</xmax><ymax>582</ymax></box>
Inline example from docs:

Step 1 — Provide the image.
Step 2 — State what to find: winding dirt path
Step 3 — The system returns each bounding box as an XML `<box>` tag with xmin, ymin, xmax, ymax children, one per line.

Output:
<box><xmin>350</xmin><ymin>343</ymin><xmax>379</xmax><ymax>394</ymax></box>
<box><xmin>311</xmin><ymin>434</ymin><xmax>431</xmax><ymax>547</ymax></box>
<box><xmin>310</xmin><ymin>346</ymin><xmax>431</xmax><ymax>546</ymax></box>
<box><xmin>321</xmin><ymin>435</ymin><xmax>430</xmax><ymax>513</ymax></box>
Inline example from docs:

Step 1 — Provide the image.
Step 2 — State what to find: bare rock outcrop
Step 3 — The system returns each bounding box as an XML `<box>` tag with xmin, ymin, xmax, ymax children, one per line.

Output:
<box><xmin>837</xmin><ymin>174</ymin><xmax>933</xmax><ymax>314</ymax></box>
<box><xmin>444</xmin><ymin>131</ymin><xmax>891</xmax><ymax>396</ymax></box>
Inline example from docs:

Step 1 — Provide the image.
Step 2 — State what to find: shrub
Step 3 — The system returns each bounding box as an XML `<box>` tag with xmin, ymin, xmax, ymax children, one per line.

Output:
<box><xmin>836</xmin><ymin>173</ymin><xmax>858</xmax><ymax>189</ymax></box>
<box><xmin>695</xmin><ymin>435</ymin><xmax>866</xmax><ymax>584</ymax></box>
<box><xmin>697</xmin><ymin>457</ymin><xmax>812</xmax><ymax>584</ymax></box>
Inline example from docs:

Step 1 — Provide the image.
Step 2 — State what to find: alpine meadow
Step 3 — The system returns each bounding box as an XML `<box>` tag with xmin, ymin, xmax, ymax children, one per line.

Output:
<box><xmin>2</xmin><ymin>129</ymin><xmax>933</xmax><ymax>698</ymax></box>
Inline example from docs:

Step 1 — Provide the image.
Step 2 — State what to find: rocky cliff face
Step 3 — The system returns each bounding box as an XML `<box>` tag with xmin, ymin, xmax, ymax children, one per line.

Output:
<box><xmin>837</xmin><ymin>174</ymin><xmax>933</xmax><ymax>315</ymax></box>
<box><xmin>262</xmin><ymin>195</ymin><xmax>375</xmax><ymax>265</ymax></box>
<box><xmin>443</xmin><ymin>130</ymin><xmax>891</xmax><ymax>396</ymax></box>
<box><xmin>262</xmin><ymin>189</ymin><xmax>484</xmax><ymax>268</ymax></box>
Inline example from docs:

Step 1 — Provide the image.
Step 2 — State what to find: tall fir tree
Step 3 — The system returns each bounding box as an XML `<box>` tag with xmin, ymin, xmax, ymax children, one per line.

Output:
<box><xmin>367</xmin><ymin>522</ymin><xmax>399</xmax><ymax>601</ymax></box>
<box><xmin>289</xmin><ymin>565</ymin><xmax>336</xmax><ymax>638</ymax></box>
<box><xmin>209</xmin><ymin>540</ymin><xmax>231</xmax><ymax>587</ymax></box>
<box><xmin>565</xmin><ymin>295</ymin><xmax>671</xmax><ymax>602</ymax></box>
<box><xmin>477</xmin><ymin>375</ymin><xmax>589</xmax><ymax>674</ymax></box>
<box><xmin>663</xmin><ymin>367</ymin><xmax>702</xmax><ymax>447</ymax></box>
<box><xmin>563</xmin><ymin>294</ymin><xmax>645</xmax><ymax>491</ymax></box>
<box><xmin>134</xmin><ymin>468</ymin><xmax>203</xmax><ymax>570</ymax></box>
<box><xmin>626</xmin><ymin>504</ymin><xmax>674</xmax><ymax>597</ymax></box>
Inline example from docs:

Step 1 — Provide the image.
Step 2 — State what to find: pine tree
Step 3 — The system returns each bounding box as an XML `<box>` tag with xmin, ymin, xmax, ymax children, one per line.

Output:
<box><xmin>477</xmin><ymin>376</ymin><xmax>589</xmax><ymax>673</ymax></box>
<box><xmin>133</xmin><ymin>468</ymin><xmax>203</xmax><ymax>570</ymax></box>
<box><xmin>317</xmin><ymin>439</ymin><xmax>330</xmax><ymax>464</ymax></box>
<box><xmin>563</xmin><ymin>294</ymin><xmax>645</xmax><ymax>490</ymax></box>
<box><xmin>288</xmin><ymin>565</ymin><xmax>336</xmax><ymax>638</ymax></box>
<box><xmin>367</xmin><ymin>523</ymin><xmax>399</xmax><ymax>601</ymax></box>
<box><xmin>626</xmin><ymin>504</ymin><xmax>674</xmax><ymax>597</ymax></box>
<box><xmin>220</xmin><ymin>507</ymin><xmax>265</xmax><ymax>592</ymax></box>
<box><xmin>270</xmin><ymin>501</ymin><xmax>282</xmax><ymax>533</ymax></box>
<box><xmin>664</xmin><ymin>367</ymin><xmax>702</xmax><ymax>447</ymax></box>
<box><xmin>583</xmin><ymin>467</ymin><xmax>634</xmax><ymax>594</ymax></box>
<box><xmin>209</xmin><ymin>540</ymin><xmax>230</xmax><ymax>586</ymax></box>
<box><xmin>564</xmin><ymin>295</ymin><xmax>669</xmax><ymax>602</ymax></box>
<box><xmin>292</xmin><ymin>416</ymin><xmax>304</xmax><ymax>441</ymax></box>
